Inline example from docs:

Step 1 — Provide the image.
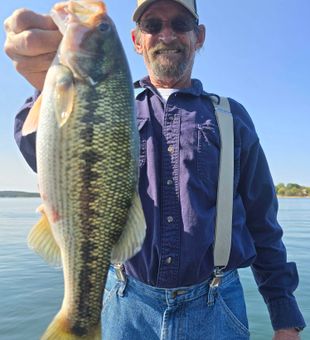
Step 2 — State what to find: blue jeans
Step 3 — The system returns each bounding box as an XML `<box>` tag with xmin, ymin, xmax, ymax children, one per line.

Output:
<box><xmin>102</xmin><ymin>267</ymin><xmax>250</xmax><ymax>340</ymax></box>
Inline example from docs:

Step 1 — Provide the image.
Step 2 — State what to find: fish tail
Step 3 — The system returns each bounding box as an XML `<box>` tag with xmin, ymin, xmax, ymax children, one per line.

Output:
<box><xmin>41</xmin><ymin>310</ymin><xmax>101</xmax><ymax>340</ymax></box>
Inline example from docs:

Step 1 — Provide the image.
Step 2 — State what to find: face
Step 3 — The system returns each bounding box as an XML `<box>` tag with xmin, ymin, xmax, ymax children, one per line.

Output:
<box><xmin>132</xmin><ymin>0</ymin><xmax>205</xmax><ymax>88</ymax></box>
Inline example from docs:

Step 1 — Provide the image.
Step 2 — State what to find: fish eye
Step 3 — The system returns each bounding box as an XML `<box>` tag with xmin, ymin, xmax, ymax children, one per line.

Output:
<box><xmin>98</xmin><ymin>22</ymin><xmax>110</xmax><ymax>32</ymax></box>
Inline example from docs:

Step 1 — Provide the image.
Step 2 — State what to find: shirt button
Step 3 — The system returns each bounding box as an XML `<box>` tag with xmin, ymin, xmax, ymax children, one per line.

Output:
<box><xmin>168</xmin><ymin>145</ymin><xmax>174</xmax><ymax>153</ymax></box>
<box><xmin>165</xmin><ymin>257</ymin><xmax>172</xmax><ymax>264</ymax></box>
<box><xmin>167</xmin><ymin>179</ymin><xmax>173</xmax><ymax>186</ymax></box>
<box><xmin>167</xmin><ymin>216</ymin><xmax>174</xmax><ymax>223</ymax></box>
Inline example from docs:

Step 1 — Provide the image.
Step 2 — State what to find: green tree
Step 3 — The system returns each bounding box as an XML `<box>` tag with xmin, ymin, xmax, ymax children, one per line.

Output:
<box><xmin>277</xmin><ymin>187</ymin><xmax>286</xmax><ymax>196</ymax></box>
<box><xmin>286</xmin><ymin>183</ymin><xmax>301</xmax><ymax>190</ymax></box>
<box><xmin>275</xmin><ymin>183</ymin><xmax>310</xmax><ymax>197</ymax></box>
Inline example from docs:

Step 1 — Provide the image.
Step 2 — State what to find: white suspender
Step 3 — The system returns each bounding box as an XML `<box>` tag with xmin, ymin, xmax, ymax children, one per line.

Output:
<box><xmin>210</xmin><ymin>96</ymin><xmax>234</xmax><ymax>282</ymax></box>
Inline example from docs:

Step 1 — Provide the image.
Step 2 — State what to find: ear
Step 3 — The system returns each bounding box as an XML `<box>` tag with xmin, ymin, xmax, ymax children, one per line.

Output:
<box><xmin>195</xmin><ymin>24</ymin><xmax>206</xmax><ymax>50</ymax></box>
<box><xmin>131</xmin><ymin>28</ymin><xmax>143</xmax><ymax>54</ymax></box>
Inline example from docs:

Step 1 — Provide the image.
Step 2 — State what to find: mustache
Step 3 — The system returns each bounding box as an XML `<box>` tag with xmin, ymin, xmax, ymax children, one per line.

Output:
<box><xmin>150</xmin><ymin>42</ymin><xmax>186</xmax><ymax>55</ymax></box>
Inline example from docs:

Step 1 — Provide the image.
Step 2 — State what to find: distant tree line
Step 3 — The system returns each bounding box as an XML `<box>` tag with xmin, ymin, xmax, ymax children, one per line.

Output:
<box><xmin>0</xmin><ymin>191</ymin><xmax>40</xmax><ymax>198</ymax></box>
<box><xmin>276</xmin><ymin>183</ymin><xmax>310</xmax><ymax>197</ymax></box>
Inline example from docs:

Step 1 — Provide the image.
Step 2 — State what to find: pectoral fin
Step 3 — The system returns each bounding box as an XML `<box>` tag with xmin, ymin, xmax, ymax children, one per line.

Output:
<box><xmin>22</xmin><ymin>94</ymin><xmax>42</xmax><ymax>136</ymax></box>
<box><xmin>53</xmin><ymin>67</ymin><xmax>75</xmax><ymax>127</ymax></box>
<box><xmin>28</xmin><ymin>204</ymin><xmax>62</xmax><ymax>267</ymax></box>
<box><xmin>111</xmin><ymin>191</ymin><xmax>146</xmax><ymax>263</ymax></box>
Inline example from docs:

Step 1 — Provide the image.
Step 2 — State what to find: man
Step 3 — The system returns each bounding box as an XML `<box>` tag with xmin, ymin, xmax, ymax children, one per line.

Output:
<box><xmin>4</xmin><ymin>0</ymin><xmax>306</xmax><ymax>339</ymax></box>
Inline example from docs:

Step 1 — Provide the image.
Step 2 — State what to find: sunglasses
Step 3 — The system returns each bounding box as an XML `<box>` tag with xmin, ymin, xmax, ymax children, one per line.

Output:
<box><xmin>138</xmin><ymin>16</ymin><xmax>198</xmax><ymax>35</ymax></box>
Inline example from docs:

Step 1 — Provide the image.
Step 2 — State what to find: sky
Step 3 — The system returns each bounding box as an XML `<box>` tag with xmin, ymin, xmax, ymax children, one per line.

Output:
<box><xmin>0</xmin><ymin>0</ymin><xmax>309</xmax><ymax>192</ymax></box>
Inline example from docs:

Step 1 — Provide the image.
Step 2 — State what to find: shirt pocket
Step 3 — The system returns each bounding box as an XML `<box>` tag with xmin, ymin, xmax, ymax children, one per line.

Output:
<box><xmin>137</xmin><ymin>118</ymin><xmax>149</xmax><ymax>168</ymax></box>
<box><xmin>197</xmin><ymin>121</ymin><xmax>220</xmax><ymax>186</ymax></box>
<box><xmin>197</xmin><ymin>121</ymin><xmax>241</xmax><ymax>194</ymax></box>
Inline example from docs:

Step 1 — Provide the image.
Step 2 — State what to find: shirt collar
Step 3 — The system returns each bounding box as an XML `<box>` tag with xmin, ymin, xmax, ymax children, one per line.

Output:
<box><xmin>134</xmin><ymin>76</ymin><xmax>210</xmax><ymax>98</ymax></box>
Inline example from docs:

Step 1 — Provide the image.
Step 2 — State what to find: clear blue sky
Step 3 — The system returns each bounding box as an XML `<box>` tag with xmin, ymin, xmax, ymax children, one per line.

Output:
<box><xmin>1</xmin><ymin>0</ymin><xmax>309</xmax><ymax>191</ymax></box>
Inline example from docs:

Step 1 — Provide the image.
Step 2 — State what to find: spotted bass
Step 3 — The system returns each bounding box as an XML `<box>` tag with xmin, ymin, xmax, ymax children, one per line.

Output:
<box><xmin>23</xmin><ymin>1</ymin><xmax>145</xmax><ymax>339</ymax></box>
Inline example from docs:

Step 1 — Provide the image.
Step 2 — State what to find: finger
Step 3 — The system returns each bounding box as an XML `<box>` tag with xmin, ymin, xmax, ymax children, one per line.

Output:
<box><xmin>4</xmin><ymin>9</ymin><xmax>57</xmax><ymax>34</ymax></box>
<box><xmin>13</xmin><ymin>52</ymin><xmax>56</xmax><ymax>73</ymax></box>
<box><xmin>5</xmin><ymin>29</ymin><xmax>62</xmax><ymax>57</ymax></box>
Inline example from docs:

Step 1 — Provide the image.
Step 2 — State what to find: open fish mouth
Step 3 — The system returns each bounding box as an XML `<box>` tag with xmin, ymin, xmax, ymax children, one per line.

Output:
<box><xmin>67</xmin><ymin>0</ymin><xmax>106</xmax><ymax>27</ymax></box>
<box><xmin>52</xmin><ymin>0</ymin><xmax>107</xmax><ymax>32</ymax></box>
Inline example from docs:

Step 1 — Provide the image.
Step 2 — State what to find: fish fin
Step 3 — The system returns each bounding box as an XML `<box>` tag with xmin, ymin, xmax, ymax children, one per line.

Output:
<box><xmin>22</xmin><ymin>94</ymin><xmax>43</xmax><ymax>136</ymax></box>
<box><xmin>28</xmin><ymin>204</ymin><xmax>62</xmax><ymax>267</ymax></box>
<box><xmin>41</xmin><ymin>311</ymin><xmax>101</xmax><ymax>340</ymax></box>
<box><xmin>53</xmin><ymin>69</ymin><xmax>75</xmax><ymax>128</ymax></box>
<box><xmin>111</xmin><ymin>191</ymin><xmax>146</xmax><ymax>263</ymax></box>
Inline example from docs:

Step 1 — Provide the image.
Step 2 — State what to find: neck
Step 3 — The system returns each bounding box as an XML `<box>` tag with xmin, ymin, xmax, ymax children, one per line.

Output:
<box><xmin>149</xmin><ymin>74</ymin><xmax>192</xmax><ymax>89</ymax></box>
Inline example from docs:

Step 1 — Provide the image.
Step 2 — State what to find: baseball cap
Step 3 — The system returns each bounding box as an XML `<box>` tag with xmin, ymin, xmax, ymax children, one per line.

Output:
<box><xmin>132</xmin><ymin>0</ymin><xmax>198</xmax><ymax>22</ymax></box>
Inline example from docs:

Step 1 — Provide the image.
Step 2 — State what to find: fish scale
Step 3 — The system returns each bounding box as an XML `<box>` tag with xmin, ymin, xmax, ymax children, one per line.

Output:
<box><xmin>24</xmin><ymin>1</ymin><xmax>145</xmax><ymax>339</ymax></box>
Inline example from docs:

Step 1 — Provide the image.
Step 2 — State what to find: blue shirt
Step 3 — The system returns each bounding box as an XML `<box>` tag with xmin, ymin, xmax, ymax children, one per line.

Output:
<box><xmin>14</xmin><ymin>77</ymin><xmax>305</xmax><ymax>330</ymax></box>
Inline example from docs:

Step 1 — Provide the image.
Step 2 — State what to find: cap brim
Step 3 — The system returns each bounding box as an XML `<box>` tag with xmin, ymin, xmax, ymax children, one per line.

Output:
<box><xmin>132</xmin><ymin>0</ymin><xmax>198</xmax><ymax>22</ymax></box>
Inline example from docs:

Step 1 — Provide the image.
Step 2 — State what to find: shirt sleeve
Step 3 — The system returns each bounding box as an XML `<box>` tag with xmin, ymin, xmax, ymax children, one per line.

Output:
<box><xmin>236</xmin><ymin>106</ymin><xmax>306</xmax><ymax>330</ymax></box>
<box><xmin>14</xmin><ymin>92</ymin><xmax>40</xmax><ymax>173</ymax></box>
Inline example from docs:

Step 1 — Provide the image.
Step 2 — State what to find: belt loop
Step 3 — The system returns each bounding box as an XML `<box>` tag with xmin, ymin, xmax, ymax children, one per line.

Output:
<box><xmin>113</xmin><ymin>263</ymin><xmax>127</xmax><ymax>297</ymax></box>
<box><xmin>207</xmin><ymin>285</ymin><xmax>217</xmax><ymax>306</ymax></box>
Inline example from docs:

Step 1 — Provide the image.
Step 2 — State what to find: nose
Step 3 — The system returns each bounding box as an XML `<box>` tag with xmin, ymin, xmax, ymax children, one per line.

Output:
<box><xmin>158</xmin><ymin>22</ymin><xmax>177</xmax><ymax>44</ymax></box>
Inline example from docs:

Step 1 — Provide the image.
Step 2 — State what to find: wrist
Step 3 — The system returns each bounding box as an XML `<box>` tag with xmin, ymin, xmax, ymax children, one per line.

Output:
<box><xmin>274</xmin><ymin>328</ymin><xmax>301</xmax><ymax>340</ymax></box>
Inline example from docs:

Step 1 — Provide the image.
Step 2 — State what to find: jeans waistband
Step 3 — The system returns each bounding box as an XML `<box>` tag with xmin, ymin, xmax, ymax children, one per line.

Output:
<box><xmin>110</xmin><ymin>266</ymin><xmax>239</xmax><ymax>304</ymax></box>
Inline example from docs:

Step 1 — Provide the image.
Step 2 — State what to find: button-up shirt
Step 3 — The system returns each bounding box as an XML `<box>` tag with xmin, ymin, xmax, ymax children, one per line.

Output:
<box><xmin>14</xmin><ymin>77</ymin><xmax>305</xmax><ymax>330</ymax></box>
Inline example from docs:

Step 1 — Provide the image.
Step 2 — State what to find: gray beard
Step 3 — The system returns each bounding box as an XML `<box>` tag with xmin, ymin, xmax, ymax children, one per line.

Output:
<box><xmin>148</xmin><ymin>42</ymin><xmax>190</xmax><ymax>81</ymax></box>
<box><xmin>151</xmin><ymin>59</ymin><xmax>188</xmax><ymax>80</ymax></box>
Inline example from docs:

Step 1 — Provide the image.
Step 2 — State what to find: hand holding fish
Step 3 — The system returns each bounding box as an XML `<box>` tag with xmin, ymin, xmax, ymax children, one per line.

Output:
<box><xmin>4</xmin><ymin>9</ymin><xmax>62</xmax><ymax>91</ymax></box>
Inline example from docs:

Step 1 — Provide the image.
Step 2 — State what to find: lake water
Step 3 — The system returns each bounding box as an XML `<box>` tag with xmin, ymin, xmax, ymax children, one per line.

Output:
<box><xmin>0</xmin><ymin>198</ymin><xmax>309</xmax><ymax>339</ymax></box>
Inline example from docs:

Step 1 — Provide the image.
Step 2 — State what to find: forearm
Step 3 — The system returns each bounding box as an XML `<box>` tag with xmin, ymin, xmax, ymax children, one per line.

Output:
<box><xmin>240</xmin><ymin>140</ymin><xmax>306</xmax><ymax>330</ymax></box>
<box><xmin>5</xmin><ymin>8</ymin><xmax>61</xmax><ymax>170</ymax></box>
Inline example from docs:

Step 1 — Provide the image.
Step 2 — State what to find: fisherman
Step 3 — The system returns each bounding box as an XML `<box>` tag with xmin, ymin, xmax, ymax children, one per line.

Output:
<box><xmin>4</xmin><ymin>0</ymin><xmax>306</xmax><ymax>339</ymax></box>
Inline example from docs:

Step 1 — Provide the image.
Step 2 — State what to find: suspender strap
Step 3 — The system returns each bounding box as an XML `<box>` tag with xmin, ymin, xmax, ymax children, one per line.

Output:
<box><xmin>210</xmin><ymin>96</ymin><xmax>234</xmax><ymax>276</ymax></box>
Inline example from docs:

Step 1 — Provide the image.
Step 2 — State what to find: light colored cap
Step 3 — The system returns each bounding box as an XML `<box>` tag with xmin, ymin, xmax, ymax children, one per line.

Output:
<box><xmin>132</xmin><ymin>0</ymin><xmax>198</xmax><ymax>22</ymax></box>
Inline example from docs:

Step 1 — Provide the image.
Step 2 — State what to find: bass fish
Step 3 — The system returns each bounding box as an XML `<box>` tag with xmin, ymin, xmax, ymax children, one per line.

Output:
<box><xmin>23</xmin><ymin>0</ymin><xmax>146</xmax><ymax>339</ymax></box>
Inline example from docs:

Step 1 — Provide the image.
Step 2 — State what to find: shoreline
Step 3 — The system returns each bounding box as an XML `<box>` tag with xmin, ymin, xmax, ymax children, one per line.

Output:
<box><xmin>0</xmin><ymin>194</ymin><xmax>309</xmax><ymax>199</ymax></box>
<box><xmin>277</xmin><ymin>196</ymin><xmax>310</xmax><ymax>199</ymax></box>
<box><xmin>0</xmin><ymin>191</ymin><xmax>39</xmax><ymax>198</ymax></box>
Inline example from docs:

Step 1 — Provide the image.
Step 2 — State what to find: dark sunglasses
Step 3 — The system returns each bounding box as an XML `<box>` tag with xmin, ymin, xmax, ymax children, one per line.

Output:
<box><xmin>138</xmin><ymin>16</ymin><xmax>198</xmax><ymax>35</ymax></box>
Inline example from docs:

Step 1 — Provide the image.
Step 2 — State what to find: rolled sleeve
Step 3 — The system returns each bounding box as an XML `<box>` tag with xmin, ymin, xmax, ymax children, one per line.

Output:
<box><xmin>14</xmin><ymin>92</ymin><xmax>40</xmax><ymax>172</ymax></box>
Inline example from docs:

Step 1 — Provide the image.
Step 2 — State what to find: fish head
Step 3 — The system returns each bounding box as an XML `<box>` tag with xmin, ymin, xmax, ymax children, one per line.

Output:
<box><xmin>52</xmin><ymin>0</ymin><xmax>121</xmax><ymax>84</ymax></box>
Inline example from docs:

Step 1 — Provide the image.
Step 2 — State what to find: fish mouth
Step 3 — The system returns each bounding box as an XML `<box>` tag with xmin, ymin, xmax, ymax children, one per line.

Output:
<box><xmin>55</xmin><ymin>1</ymin><xmax>111</xmax><ymax>82</ymax></box>
<box><xmin>53</xmin><ymin>0</ymin><xmax>107</xmax><ymax>28</ymax></box>
<box><xmin>52</xmin><ymin>0</ymin><xmax>111</xmax><ymax>60</ymax></box>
